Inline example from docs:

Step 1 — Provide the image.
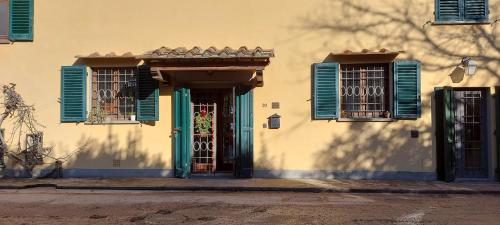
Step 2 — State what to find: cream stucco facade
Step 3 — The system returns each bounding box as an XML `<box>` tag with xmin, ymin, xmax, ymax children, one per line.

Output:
<box><xmin>0</xmin><ymin>0</ymin><xmax>498</xmax><ymax>180</ymax></box>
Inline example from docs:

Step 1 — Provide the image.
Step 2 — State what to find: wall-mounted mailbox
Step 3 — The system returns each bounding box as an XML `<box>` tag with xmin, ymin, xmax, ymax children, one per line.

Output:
<box><xmin>267</xmin><ymin>114</ymin><xmax>281</xmax><ymax>129</ymax></box>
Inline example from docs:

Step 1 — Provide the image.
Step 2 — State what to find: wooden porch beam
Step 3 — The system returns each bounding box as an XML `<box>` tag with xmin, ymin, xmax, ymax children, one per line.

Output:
<box><xmin>151</xmin><ymin>66</ymin><xmax>264</xmax><ymax>72</ymax></box>
<box><xmin>150</xmin><ymin>68</ymin><xmax>170</xmax><ymax>85</ymax></box>
<box><xmin>251</xmin><ymin>70</ymin><xmax>264</xmax><ymax>87</ymax></box>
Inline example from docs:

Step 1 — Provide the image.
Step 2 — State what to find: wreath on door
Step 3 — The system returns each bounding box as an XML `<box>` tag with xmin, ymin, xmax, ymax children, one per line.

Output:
<box><xmin>195</xmin><ymin>106</ymin><xmax>213</xmax><ymax>136</ymax></box>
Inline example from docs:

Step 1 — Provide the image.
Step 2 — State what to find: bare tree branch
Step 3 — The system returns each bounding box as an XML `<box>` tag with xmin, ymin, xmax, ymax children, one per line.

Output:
<box><xmin>299</xmin><ymin>0</ymin><xmax>499</xmax><ymax>83</ymax></box>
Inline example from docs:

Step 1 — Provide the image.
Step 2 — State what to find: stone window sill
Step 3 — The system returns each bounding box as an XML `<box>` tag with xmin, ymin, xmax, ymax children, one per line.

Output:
<box><xmin>0</xmin><ymin>38</ymin><xmax>10</xmax><ymax>44</ymax></box>
<box><xmin>337</xmin><ymin>118</ymin><xmax>395</xmax><ymax>122</ymax></box>
<box><xmin>431</xmin><ymin>20</ymin><xmax>492</xmax><ymax>26</ymax></box>
<box><xmin>84</xmin><ymin>121</ymin><xmax>141</xmax><ymax>125</ymax></box>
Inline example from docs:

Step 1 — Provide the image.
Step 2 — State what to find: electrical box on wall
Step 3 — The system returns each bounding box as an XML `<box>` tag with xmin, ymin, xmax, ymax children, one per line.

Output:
<box><xmin>267</xmin><ymin>114</ymin><xmax>281</xmax><ymax>129</ymax></box>
<box><xmin>410</xmin><ymin>130</ymin><xmax>419</xmax><ymax>138</ymax></box>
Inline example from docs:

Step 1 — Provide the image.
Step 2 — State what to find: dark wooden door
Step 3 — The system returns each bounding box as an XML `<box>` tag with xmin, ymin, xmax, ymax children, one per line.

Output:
<box><xmin>496</xmin><ymin>87</ymin><xmax>500</xmax><ymax>181</ymax></box>
<box><xmin>216</xmin><ymin>89</ymin><xmax>235</xmax><ymax>172</ymax></box>
<box><xmin>453</xmin><ymin>89</ymin><xmax>489</xmax><ymax>179</ymax></box>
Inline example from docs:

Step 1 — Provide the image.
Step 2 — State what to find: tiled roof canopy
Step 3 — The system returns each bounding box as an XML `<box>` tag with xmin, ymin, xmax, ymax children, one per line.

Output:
<box><xmin>334</xmin><ymin>48</ymin><xmax>402</xmax><ymax>55</ymax></box>
<box><xmin>329</xmin><ymin>49</ymin><xmax>402</xmax><ymax>62</ymax></box>
<box><xmin>75</xmin><ymin>52</ymin><xmax>136</xmax><ymax>59</ymax></box>
<box><xmin>138</xmin><ymin>46</ymin><xmax>275</xmax><ymax>60</ymax></box>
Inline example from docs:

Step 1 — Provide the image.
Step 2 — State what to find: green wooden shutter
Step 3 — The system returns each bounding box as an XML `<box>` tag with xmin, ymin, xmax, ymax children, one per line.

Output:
<box><xmin>442</xmin><ymin>87</ymin><xmax>455</xmax><ymax>182</ymax></box>
<box><xmin>434</xmin><ymin>87</ymin><xmax>456</xmax><ymax>182</ymax></box>
<box><xmin>174</xmin><ymin>87</ymin><xmax>191</xmax><ymax>178</ymax></box>
<box><xmin>61</xmin><ymin>66</ymin><xmax>87</xmax><ymax>122</ymax></box>
<box><xmin>464</xmin><ymin>0</ymin><xmax>489</xmax><ymax>21</ymax></box>
<box><xmin>436</xmin><ymin>0</ymin><xmax>489</xmax><ymax>22</ymax></box>
<box><xmin>136</xmin><ymin>66</ymin><xmax>159</xmax><ymax>121</ymax></box>
<box><xmin>496</xmin><ymin>86</ymin><xmax>500</xmax><ymax>181</ymax></box>
<box><xmin>235</xmin><ymin>86</ymin><xmax>253</xmax><ymax>178</ymax></box>
<box><xmin>435</xmin><ymin>0</ymin><xmax>461</xmax><ymax>22</ymax></box>
<box><xmin>9</xmin><ymin>0</ymin><xmax>33</xmax><ymax>41</ymax></box>
<box><xmin>313</xmin><ymin>63</ymin><xmax>339</xmax><ymax>120</ymax></box>
<box><xmin>394</xmin><ymin>61</ymin><xmax>421</xmax><ymax>119</ymax></box>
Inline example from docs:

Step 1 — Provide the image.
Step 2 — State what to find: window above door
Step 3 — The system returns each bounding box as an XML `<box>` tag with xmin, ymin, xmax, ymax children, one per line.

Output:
<box><xmin>0</xmin><ymin>0</ymin><xmax>9</xmax><ymax>43</ymax></box>
<box><xmin>434</xmin><ymin>0</ymin><xmax>490</xmax><ymax>24</ymax></box>
<box><xmin>0</xmin><ymin>0</ymin><xmax>34</xmax><ymax>43</ymax></box>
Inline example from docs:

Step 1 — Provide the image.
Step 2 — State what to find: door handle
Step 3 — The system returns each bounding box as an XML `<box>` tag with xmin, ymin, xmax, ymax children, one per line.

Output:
<box><xmin>172</xmin><ymin>128</ymin><xmax>182</xmax><ymax>135</ymax></box>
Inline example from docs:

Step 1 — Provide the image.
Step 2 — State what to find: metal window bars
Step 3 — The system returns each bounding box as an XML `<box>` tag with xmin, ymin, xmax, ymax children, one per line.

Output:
<box><xmin>453</xmin><ymin>90</ymin><xmax>483</xmax><ymax>170</ymax></box>
<box><xmin>191</xmin><ymin>92</ymin><xmax>217</xmax><ymax>173</ymax></box>
<box><xmin>340</xmin><ymin>64</ymin><xmax>390</xmax><ymax>118</ymax></box>
<box><xmin>92</xmin><ymin>68</ymin><xmax>136</xmax><ymax>121</ymax></box>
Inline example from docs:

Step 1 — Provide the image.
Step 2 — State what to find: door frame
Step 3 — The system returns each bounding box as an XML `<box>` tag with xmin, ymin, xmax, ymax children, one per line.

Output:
<box><xmin>453</xmin><ymin>87</ymin><xmax>491</xmax><ymax>179</ymax></box>
<box><xmin>173</xmin><ymin>85</ymin><xmax>254</xmax><ymax>178</ymax></box>
<box><xmin>435</xmin><ymin>86</ymin><xmax>493</xmax><ymax>181</ymax></box>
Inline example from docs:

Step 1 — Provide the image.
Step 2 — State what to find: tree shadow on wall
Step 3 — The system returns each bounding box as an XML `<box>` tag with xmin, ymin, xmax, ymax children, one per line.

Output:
<box><xmin>292</xmin><ymin>0</ymin><xmax>497</xmax><ymax>178</ymax></box>
<box><xmin>63</xmin><ymin>126</ymin><xmax>166</xmax><ymax>177</ymax></box>
<box><xmin>312</xmin><ymin>114</ymin><xmax>433</xmax><ymax>179</ymax></box>
<box><xmin>298</xmin><ymin>0</ymin><xmax>499</xmax><ymax>86</ymax></box>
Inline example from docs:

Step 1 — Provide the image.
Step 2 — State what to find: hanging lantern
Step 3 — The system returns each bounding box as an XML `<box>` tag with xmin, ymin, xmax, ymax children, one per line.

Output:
<box><xmin>461</xmin><ymin>57</ymin><xmax>478</xmax><ymax>76</ymax></box>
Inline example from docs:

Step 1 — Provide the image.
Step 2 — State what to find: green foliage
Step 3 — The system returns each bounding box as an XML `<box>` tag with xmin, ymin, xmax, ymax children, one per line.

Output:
<box><xmin>87</xmin><ymin>108</ymin><xmax>108</xmax><ymax>124</ymax></box>
<box><xmin>194</xmin><ymin>113</ymin><xmax>212</xmax><ymax>134</ymax></box>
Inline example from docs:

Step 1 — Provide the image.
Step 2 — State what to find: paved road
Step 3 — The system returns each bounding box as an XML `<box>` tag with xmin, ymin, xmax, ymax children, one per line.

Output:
<box><xmin>0</xmin><ymin>188</ymin><xmax>499</xmax><ymax>225</ymax></box>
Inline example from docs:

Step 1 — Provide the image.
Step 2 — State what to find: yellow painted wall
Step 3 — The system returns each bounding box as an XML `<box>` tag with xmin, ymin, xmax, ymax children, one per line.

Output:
<box><xmin>0</xmin><ymin>0</ymin><xmax>498</xmax><ymax>177</ymax></box>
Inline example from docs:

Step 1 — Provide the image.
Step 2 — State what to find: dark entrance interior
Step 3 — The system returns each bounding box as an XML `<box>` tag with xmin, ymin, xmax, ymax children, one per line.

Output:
<box><xmin>436</xmin><ymin>87</ymin><xmax>489</xmax><ymax>181</ymax></box>
<box><xmin>453</xmin><ymin>89</ymin><xmax>488</xmax><ymax>179</ymax></box>
<box><xmin>190</xmin><ymin>88</ymin><xmax>235</xmax><ymax>174</ymax></box>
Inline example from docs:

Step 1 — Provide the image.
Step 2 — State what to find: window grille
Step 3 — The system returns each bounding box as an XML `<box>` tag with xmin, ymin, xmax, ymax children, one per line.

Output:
<box><xmin>340</xmin><ymin>64</ymin><xmax>390</xmax><ymax>118</ymax></box>
<box><xmin>191</xmin><ymin>92</ymin><xmax>217</xmax><ymax>173</ymax></box>
<box><xmin>92</xmin><ymin>68</ymin><xmax>136</xmax><ymax>121</ymax></box>
<box><xmin>454</xmin><ymin>90</ymin><xmax>483</xmax><ymax>170</ymax></box>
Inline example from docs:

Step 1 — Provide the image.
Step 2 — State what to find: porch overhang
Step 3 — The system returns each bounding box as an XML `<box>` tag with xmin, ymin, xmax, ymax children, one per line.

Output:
<box><xmin>137</xmin><ymin>46</ymin><xmax>274</xmax><ymax>87</ymax></box>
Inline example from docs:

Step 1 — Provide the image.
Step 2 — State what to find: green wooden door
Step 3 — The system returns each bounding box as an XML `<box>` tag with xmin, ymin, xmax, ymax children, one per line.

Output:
<box><xmin>442</xmin><ymin>87</ymin><xmax>456</xmax><ymax>182</ymax></box>
<box><xmin>496</xmin><ymin>87</ymin><xmax>500</xmax><ymax>181</ymax></box>
<box><xmin>235</xmin><ymin>86</ymin><xmax>253</xmax><ymax>178</ymax></box>
<box><xmin>174</xmin><ymin>87</ymin><xmax>191</xmax><ymax>178</ymax></box>
<box><xmin>435</xmin><ymin>87</ymin><xmax>455</xmax><ymax>182</ymax></box>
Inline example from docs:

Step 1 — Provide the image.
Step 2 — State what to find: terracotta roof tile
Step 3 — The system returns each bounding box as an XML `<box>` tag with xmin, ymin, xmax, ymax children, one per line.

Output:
<box><xmin>335</xmin><ymin>49</ymin><xmax>403</xmax><ymax>55</ymax></box>
<box><xmin>75</xmin><ymin>52</ymin><xmax>136</xmax><ymax>59</ymax></box>
<box><xmin>138</xmin><ymin>46</ymin><xmax>275</xmax><ymax>59</ymax></box>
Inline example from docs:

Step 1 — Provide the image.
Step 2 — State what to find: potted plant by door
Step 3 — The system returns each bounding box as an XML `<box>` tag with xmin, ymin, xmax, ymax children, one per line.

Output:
<box><xmin>195</xmin><ymin>108</ymin><xmax>212</xmax><ymax>137</ymax></box>
<box><xmin>129</xmin><ymin>112</ymin><xmax>136</xmax><ymax>121</ymax></box>
<box><xmin>384</xmin><ymin>111</ymin><xmax>391</xmax><ymax>118</ymax></box>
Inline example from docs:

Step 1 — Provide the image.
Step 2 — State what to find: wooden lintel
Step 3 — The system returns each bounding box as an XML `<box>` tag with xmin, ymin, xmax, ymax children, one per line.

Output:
<box><xmin>251</xmin><ymin>70</ymin><xmax>264</xmax><ymax>87</ymax></box>
<box><xmin>150</xmin><ymin>68</ymin><xmax>170</xmax><ymax>85</ymax></box>
<box><xmin>151</xmin><ymin>70</ymin><xmax>164</xmax><ymax>81</ymax></box>
<box><xmin>152</xmin><ymin>66</ymin><xmax>264</xmax><ymax>72</ymax></box>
